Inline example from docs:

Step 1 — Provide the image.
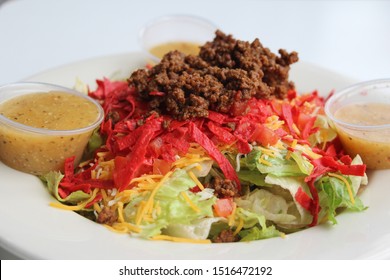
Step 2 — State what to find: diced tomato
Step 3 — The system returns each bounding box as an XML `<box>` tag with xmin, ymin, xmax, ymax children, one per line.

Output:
<box><xmin>296</xmin><ymin>112</ymin><xmax>311</xmax><ymax>131</ymax></box>
<box><xmin>296</xmin><ymin>112</ymin><xmax>317</xmax><ymax>140</ymax></box>
<box><xmin>152</xmin><ymin>159</ymin><xmax>171</xmax><ymax>175</ymax></box>
<box><xmin>190</xmin><ymin>186</ymin><xmax>202</xmax><ymax>193</ymax></box>
<box><xmin>251</xmin><ymin>124</ymin><xmax>279</xmax><ymax>146</ymax></box>
<box><xmin>213</xmin><ymin>198</ymin><xmax>234</xmax><ymax>218</ymax></box>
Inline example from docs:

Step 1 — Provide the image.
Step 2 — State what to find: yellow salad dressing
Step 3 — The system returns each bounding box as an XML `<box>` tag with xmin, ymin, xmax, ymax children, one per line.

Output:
<box><xmin>0</xmin><ymin>91</ymin><xmax>101</xmax><ymax>175</ymax></box>
<box><xmin>334</xmin><ymin>103</ymin><xmax>390</xmax><ymax>169</ymax></box>
<box><xmin>149</xmin><ymin>41</ymin><xmax>200</xmax><ymax>59</ymax></box>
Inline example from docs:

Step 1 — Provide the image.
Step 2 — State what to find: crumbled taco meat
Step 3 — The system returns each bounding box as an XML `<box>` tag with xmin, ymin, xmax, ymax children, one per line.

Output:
<box><xmin>96</xmin><ymin>207</ymin><xmax>118</xmax><ymax>226</ymax></box>
<box><xmin>128</xmin><ymin>30</ymin><xmax>298</xmax><ymax>120</ymax></box>
<box><xmin>207</xmin><ymin>176</ymin><xmax>240</xmax><ymax>198</ymax></box>
<box><xmin>212</xmin><ymin>229</ymin><xmax>240</xmax><ymax>243</ymax></box>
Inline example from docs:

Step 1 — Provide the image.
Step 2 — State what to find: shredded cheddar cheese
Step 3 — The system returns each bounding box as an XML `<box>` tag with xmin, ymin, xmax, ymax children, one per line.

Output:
<box><xmin>188</xmin><ymin>170</ymin><xmax>205</xmax><ymax>190</ymax></box>
<box><xmin>135</xmin><ymin>171</ymin><xmax>173</xmax><ymax>225</ymax></box>
<box><xmin>292</xmin><ymin>144</ymin><xmax>322</xmax><ymax>160</ymax></box>
<box><xmin>228</xmin><ymin>202</ymin><xmax>237</xmax><ymax>227</ymax></box>
<box><xmin>292</xmin><ymin>123</ymin><xmax>301</xmax><ymax>135</ymax></box>
<box><xmin>93</xmin><ymin>202</ymin><xmax>102</xmax><ymax>213</ymax></box>
<box><xmin>117</xmin><ymin>201</ymin><xmax>125</xmax><ymax>223</ymax></box>
<box><xmin>104</xmin><ymin>223</ymin><xmax>141</xmax><ymax>234</ymax></box>
<box><xmin>130</xmin><ymin>174</ymin><xmax>164</xmax><ymax>184</ymax></box>
<box><xmin>259</xmin><ymin>154</ymin><xmax>273</xmax><ymax>166</ymax></box>
<box><xmin>291</xmin><ymin>139</ymin><xmax>298</xmax><ymax>149</ymax></box>
<box><xmin>233</xmin><ymin>217</ymin><xmax>244</xmax><ymax>236</ymax></box>
<box><xmin>258</xmin><ymin>147</ymin><xmax>277</xmax><ymax>158</ymax></box>
<box><xmin>285</xmin><ymin>139</ymin><xmax>298</xmax><ymax>160</ymax></box>
<box><xmin>265</xmin><ymin>115</ymin><xmax>285</xmax><ymax>130</ymax></box>
<box><xmin>49</xmin><ymin>188</ymin><xmax>99</xmax><ymax>211</ymax></box>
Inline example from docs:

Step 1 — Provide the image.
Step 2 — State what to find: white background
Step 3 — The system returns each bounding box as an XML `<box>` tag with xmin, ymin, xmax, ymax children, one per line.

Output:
<box><xmin>0</xmin><ymin>0</ymin><xmax>390</xmax><ymax>259</ymax></box>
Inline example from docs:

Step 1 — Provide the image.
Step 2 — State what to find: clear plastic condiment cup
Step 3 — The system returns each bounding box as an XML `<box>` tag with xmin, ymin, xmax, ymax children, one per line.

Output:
<box><xmin>0</xmin><ymin>82</ymin><xmax>104</xmax><ymax>175</ymax></box>
<box><xmin>139</xmin><ymin>14</ymin><xmax>218</xmax><ymax>63</ymax></box>
<box><xmin>324</xmin><ymin>79</ymin><xmax>390</xmax><ymax>169</ymax></box>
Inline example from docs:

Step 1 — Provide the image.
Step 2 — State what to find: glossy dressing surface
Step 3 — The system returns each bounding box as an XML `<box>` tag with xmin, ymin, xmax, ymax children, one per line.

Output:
<box><xmin>0</xmin><ymin>91</ymin><xmax>99</xmax><ymax>130</ymax></box>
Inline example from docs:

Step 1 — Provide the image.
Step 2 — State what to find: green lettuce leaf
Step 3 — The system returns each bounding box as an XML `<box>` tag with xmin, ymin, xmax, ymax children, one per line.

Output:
<box><xmin>264</xmin><ymin>174</ymin><xmax>313</xmax><ymax>226</ymax></box>
<box><xmin>240</xmin><ymin>147</ymin><xmax>312</xmax><ymax>177</ymax></box>
<box><xmin>239</xmin><ymin>225</ymin><xmax>282</xmax><ymax>242</ymax></box>
<box><xmin>83</xmin><ymin>128</ymin><xmax>104</xmax><ymax>159</ymax></box>
<box><xmin>40</xmin><ymin>171</ymin><xmax>90</xmax><ymax>204</ymax></box>
<box><xmin>235</xmin><ymin>208</ymin><xmax>282</xmax><ymax>241</ymax></box>
<box><xmin>290</xmin><ymin>151</ymin><xmax>313</xmax><ymax>175</ymax></box>
<box><xmin>316</xmin><ymin>155</ymin><xmax>367</xmax><ymax>224</ymax></box>
<box><xmin>317</xmin><ymin>173</ymin><xmax>366</xmax><ymax>224</ymax></box>
<box><xmin>237</xmin><ymin>169</ymin><xmax>270</xmax><ymax>187</ymax></box>
<box><xmin>162</xmin><ymin>217</ymin><xmax>223</xmax><ymax>240</ymax></box>
<box><xmin>235</xmin><ymin>189</ymin><xmax>296</xmax><ymax>224</ymax></box>
<box><xmin>123</xmin><ymin>169</ymin><xmax>217</xmax><ymax>238</ymax></box>
<box><xmin>309</xmin><ymin>114</ymin><xmax>338</xmax><ymax>146</ymax></box>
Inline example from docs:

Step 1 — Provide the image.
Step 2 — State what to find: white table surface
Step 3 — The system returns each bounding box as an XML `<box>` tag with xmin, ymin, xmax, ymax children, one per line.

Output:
<box><xmin>0</xmin><ymin>0</ymin><xmax>389</xmax><ymax>259</ymax></box>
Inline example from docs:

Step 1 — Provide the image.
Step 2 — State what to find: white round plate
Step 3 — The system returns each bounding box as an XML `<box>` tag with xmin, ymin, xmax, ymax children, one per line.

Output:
<box><xmin>0</xmin><ymin>52</ymin><xmax>389</xmax><ymax>259</ymax></box>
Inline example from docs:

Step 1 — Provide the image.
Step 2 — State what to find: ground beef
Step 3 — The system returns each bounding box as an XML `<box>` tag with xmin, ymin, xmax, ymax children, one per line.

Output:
<box><xmin>128</xmin><ymin>30</ymin><xmax>298</xmax><ymax>120</ymax></box>
<box><xmin>213</xmin><ymin>229</ymin><xmax>240</xmax><ymax>243</ymax></box>
<box><xmin>96</xmin><ymin>207</ymin><xmax>118</xmax><ymax>226</ymax></box>
<box><xmin>207</xmin><ymin>176</ymin><xmax>240</xmax><ymax>198</ymax></box>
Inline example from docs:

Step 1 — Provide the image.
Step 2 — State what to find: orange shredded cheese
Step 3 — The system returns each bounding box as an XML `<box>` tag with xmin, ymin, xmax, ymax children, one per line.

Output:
<box><xmin>228</xmin><ymin>202</ymin><xmax>237</xmax><ymax>227</ymax></box>
<box><xmin>93</xmin><ymin>202</ymin><xmax>102</xmax><ymax>213</ymax></box>
<box><xmin>104</xmin><ymin>223</ymin><xmax>141</xmax><ymax>234</ymax></box>
<box><xmin>258</xmin><ymin>147</ymin><xmax>277</xmax><ymax>158</ymax></box>
<box><xmin>50</xmin><ymin>188</ymin><xmax>99</xmax><ymax>211</ymax></box>
<box><xmin>259</xmin><ymin>154</ymin><xmax>273</xmax><ymax>166</ymax></box>
<box><xmin>233</xmin><ymin>217</ymin><xmax>244</xmax><ymax>236</ymax></box>
<box><xmin>135</xmin><ymin>171</ymin><xmax>173</xmax><ymax>225</ymax></box>
<box><xmin>292</xmin><ymin>123</ymin><xmax>301</xmax><ymax>135</ymax></box>
<box><xmin>188</xmin><ymin>170</ymin><xmax>205</xmax><ymax>190</ymax></box>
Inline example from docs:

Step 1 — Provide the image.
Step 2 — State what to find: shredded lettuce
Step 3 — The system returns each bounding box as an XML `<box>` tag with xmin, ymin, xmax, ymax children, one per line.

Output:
<box><xmin>237</xmin><ymin>169</ymin><xmax>270</xmax><ymax>187</ymax></box>
<box><xmin>123</xmin><ymin>169</ymin><xmax>217</xmax><ymax>238</ymax></box>
<box><xmin>163</xmin><ymin>217</ymin><xmax>223</xmax><ymax>240</ymax></box>
<box><xmin>240</xmin><ymin>147</ymin><xmax>313</xmax><ymax>177</ymax></box>
<box><xmin>264</xmin><ymin>174</ymin><xmax>312</xmax><ymax>226</ymax></box>
<box><xmin>317</xmin><ymin>171</ymin><xmax>367</xmax><ymax>224</ymax></box>
<box><xmin>83</xmin><ymin>127</ymin><xmax>104</xmax><ymax>159</ymax></box>
<box><xmin>309</xmin><ymin>114</ymin><xmax>338</xmax><ymax>146</ymax></box>
<box><xmin>235</xmin><ymin>208</ymin><xmax>282</xmax><ymax>241</ymax></box>
<box><xmin>235</xmin><ymin>189</ymin><xmax>296</xmax><ymax>224</ymax></box>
